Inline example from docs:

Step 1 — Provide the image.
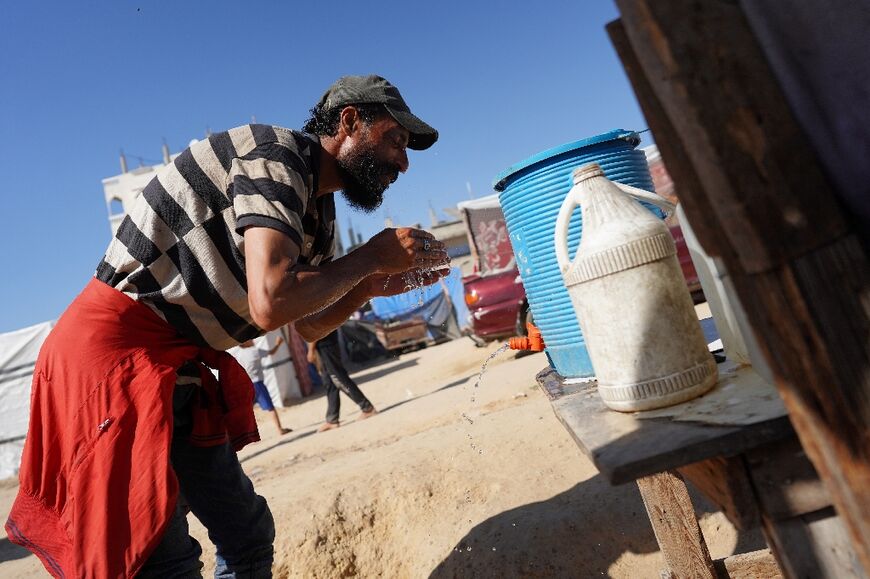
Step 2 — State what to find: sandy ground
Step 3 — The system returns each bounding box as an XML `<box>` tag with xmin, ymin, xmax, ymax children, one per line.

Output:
<box><xmin>0</xmin><ymin>327</ymin><xmax>765</xmax><ymax>578</ymax></box>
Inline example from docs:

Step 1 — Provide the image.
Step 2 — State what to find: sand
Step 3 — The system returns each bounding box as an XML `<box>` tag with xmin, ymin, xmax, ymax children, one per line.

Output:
<box><xmin>0</xmin><ymin>335</ymin><xmax>765</xmax><ymax>578</ymax></box>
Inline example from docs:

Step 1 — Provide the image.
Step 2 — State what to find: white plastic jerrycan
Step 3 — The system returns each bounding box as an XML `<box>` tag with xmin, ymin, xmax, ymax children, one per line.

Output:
<box><xmin>555</xmin><ymin>163</ymin><xmax>717</xmax><ymax>412</ymax></box>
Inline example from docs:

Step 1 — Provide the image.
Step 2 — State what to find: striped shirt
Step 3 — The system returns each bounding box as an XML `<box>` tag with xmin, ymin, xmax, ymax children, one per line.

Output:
<box><xmin>96</xmin><ymin>124</ymin><xmax>335</xmax><ymax>351</ymax></box>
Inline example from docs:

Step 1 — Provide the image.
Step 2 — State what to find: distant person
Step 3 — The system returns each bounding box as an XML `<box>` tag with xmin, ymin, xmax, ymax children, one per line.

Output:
<box><xmin>309</xmin><ymin>330</ymin><xmax>377</xmax><ymax>431</ymax></box>
<box><xmin>6</xmin><ymin>74</ymin><xmax>448</xmax><ymax>578</ymax></box>
<box><xmin>236</xmin><ymin>336</ymin><xmax>292</xmax><ymax>435</ymax></box>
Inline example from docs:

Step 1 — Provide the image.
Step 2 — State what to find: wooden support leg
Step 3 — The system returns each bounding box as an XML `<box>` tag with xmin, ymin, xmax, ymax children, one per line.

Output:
<box><xmin>636</xmin><ymin>470</ymin><xmax>717</xmax><ymax>579</ymax></box>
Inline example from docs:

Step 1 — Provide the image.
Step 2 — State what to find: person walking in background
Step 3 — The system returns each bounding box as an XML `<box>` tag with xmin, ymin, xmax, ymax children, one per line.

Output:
<box><xmin>235</xmin><ymin>336</ymin><xmax>292</xmax><ymax>435</ymax></box>
<box><xmin>309</xmin><ymin>330</ymin><xmax>377</xmax><ymax>431</ymax></box>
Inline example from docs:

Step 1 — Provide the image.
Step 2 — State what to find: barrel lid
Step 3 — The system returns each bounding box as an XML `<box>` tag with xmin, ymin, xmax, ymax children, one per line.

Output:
<box><xmin>492</xmin><ymin>129</ymin><xmax>640</xmax><ymax>192</ymax></box>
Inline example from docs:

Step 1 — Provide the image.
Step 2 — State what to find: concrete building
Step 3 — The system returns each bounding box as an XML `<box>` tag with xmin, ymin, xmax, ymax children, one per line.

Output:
<box><xmin>102</xmin><ymin>142</ymin><xmax>179</xmax><ymax>234</ymax></box>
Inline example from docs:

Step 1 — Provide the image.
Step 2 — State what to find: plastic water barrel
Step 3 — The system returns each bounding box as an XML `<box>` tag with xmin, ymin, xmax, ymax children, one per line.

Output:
<box><xmin>493</xmin><ymin>130</ymin><xmax>658</xmax><ymax>378</ymax></box>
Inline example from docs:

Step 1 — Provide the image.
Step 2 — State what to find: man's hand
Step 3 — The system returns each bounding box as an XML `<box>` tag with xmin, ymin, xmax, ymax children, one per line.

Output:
<box><xmin>359</xmin><ymin>227</ymin><xmax>448</xmax><ymax>274</ymax></box>
<box><xmin>366</xmin><ymin>267</ymin><xmax>450</xmax><ymax>298</ymax></box>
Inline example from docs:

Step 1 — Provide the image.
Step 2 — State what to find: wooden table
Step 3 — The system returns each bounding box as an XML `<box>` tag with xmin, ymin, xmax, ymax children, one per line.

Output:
<box><xmin>537</xmin><ymin>360</ymin><xmax>863</xmax><ymax>578</ymax></box>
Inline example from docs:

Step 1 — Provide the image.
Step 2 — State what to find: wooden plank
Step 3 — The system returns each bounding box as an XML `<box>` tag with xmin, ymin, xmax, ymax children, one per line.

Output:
<box><xmin>745</xmin><ymin>246</ymin><xmax>870</xmax><ymax>572</ymax></box>
<box><xmin>613</xmin><ymin>0</ymin><xmax>846</xmax><ymax>275</ymax></box>
<box><xmin>745</xmin><ymin>438</ymin><xmax>831</xmax><ymax>521</ymax></box>
<box><xmin>612</xmin><ymin>2</ymin><xmax>870</xmax><ymax>571</ymax></box>
<box><xmin>605</xmin><ymin>18</ymin><xmax>728</xmax><ymax>258</ymax></box>
<box><xmin>713</xmin><ymin>549</ymin><xmax>782</xmax><ymax>579</ymax></box>
<box><xmin>550</xmin><ymin>382</ymin><xmax>792</xmax><ymax>485</ymax></box>
<box><xmin>636</xmin><ymin>471</ymin><xmax>717</xmax><ymax>578</ymax></box>
<box><xmin>678</xmin><ymin>456</ymin><xmax>760</xmax><ymax>531</ymax></box>
<box><xmin>762</xmin><ymin>508</ymin><xmax>865</xmax><ymax>579</ymax></box>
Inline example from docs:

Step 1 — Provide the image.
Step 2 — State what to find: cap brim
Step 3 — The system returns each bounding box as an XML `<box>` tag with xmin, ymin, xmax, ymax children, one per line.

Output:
<box><xmin>385</xmin><ymin>106</ymin><xmax>438</xmax><ymax>151</ymax></box>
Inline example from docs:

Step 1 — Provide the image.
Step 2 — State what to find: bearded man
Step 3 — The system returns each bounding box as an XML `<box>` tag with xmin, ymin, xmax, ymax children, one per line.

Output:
<box><xmin>6</xmin><ymin>75</ymin><xmax>447</xmax><ymax>578</ymax></box>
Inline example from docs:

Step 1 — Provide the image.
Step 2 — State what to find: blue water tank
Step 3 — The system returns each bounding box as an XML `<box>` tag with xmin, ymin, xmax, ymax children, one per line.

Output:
<box><xmin>494</xmin><ymin>130</ymin><xmax>658</xmax><ymax>378</ymax></box>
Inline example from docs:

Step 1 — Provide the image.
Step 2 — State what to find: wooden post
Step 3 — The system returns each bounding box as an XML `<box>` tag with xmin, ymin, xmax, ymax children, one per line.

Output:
<box><xmin>610</xmin><ymin>1</ymin><xmax>870</xmax><ymax>572</ymax></box>
<box><xmin>636</xmin><ymin>471</ymin><xmax>717</xmax><ymax>578</ymax></box>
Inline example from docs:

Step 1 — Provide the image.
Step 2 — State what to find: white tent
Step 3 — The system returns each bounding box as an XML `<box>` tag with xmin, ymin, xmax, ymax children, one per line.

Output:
<box><xmin>0</xmin><ymin>323</ymin><xmax>301</xmax><ymax>481</ymax></box>
<box><xmin>456</xmin><ymin>193</ymin><xmax>501</xmax><ymax>211</ymax></box>
<box><xmin>227</xmin><ymin>328</ymin><xmax>302</xmax><ymax>406</ymax></box>
<box><xmin>0</xmin><ymin>321</ymin><xmax>53</xmax><ymax>480</ymax></box>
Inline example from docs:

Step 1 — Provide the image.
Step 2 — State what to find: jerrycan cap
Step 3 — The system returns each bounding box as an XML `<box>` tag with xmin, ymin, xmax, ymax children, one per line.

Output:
<box><xmin>573</xmin><ymin>163</ymin><xmax>605</xmax><ymax>184</ymax></box>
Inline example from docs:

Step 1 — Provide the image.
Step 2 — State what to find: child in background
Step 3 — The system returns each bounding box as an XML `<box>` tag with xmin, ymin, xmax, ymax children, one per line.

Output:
<box><xmin>236</xmin><ymin>336</ymin><xmax>292</xmax><ymax>435</ymax></box>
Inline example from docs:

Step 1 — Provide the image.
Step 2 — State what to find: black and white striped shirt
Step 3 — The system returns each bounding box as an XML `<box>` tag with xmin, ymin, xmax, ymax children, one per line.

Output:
<box><xmin>96</xmin><ymin>124</ymin><xmax>335</xmax><ymax>350</ymax></box>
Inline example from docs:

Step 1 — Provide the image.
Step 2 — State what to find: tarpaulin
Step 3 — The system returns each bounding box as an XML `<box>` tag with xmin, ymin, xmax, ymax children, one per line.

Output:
<box><xmin>0</xmin><ymin>321</ymin><xmax>53</xmax><ymax>479</ymax></box>
<box><xmin>369</xmin><ymin>267</ymin><xmax>469</xmax><ymax>334</ymax></box>
<box><xmin>458</xmin><ymin>195</ymin><xmax>516</xmax><ymax>275</ymax></box>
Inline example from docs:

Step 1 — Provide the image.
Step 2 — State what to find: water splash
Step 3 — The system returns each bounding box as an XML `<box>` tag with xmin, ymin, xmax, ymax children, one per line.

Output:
<box><xmin>383</xmin><ymin>259</ymin><xmax>447</xmax><ymax>308</ymax></box>
<box><xmin>462</xmin><ymin>342</ymin><xmax>511</xmax><ymax>463</ymax></box>
<box><xmin>470</xmin><ymin>343</ymin><xmax>510</xmax><ymax>403</ymax></box>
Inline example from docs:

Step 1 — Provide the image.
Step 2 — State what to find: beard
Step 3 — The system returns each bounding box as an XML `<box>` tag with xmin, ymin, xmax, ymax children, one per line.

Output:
<box><xmin>337</xmin><ymin>144</ymin><xmax>400</xmax><ymax>213</ymax></box>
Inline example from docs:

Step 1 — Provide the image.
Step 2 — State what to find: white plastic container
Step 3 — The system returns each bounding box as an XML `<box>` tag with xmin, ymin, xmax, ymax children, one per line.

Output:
<box><xmin>675</xmin><ymin>204</ymin><xmax>774</xmax><ymax>384</ymax></box>
<box><xmin>556</xmin><ymin>163</ymin><xmax>717</xmax><ymax>411</ymax></box>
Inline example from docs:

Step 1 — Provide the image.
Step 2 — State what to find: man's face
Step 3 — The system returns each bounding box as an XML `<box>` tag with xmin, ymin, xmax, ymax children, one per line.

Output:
<box><xmin>337</xmin><ymin>114</ymin><xmax>410</xmax><ymax>213</ymax></box>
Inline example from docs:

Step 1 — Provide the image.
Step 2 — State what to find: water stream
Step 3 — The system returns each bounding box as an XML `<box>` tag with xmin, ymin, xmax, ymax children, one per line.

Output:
<box><xmin>461</xmin><ymin>342</ymin><xmax>511</xmax><ymax>458</ymax></box>
<box><xmin>470</xmin><ymin>343</ymin><xmax>511</xmax><ymax>404</ymax></box>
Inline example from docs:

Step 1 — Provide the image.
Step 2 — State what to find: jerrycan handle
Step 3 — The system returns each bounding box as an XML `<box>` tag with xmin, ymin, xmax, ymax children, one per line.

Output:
<box><xmin>555</xmin><ymin>174</ymin><xmax>676</xmax><ymax>274</ymax></box>
<box><xmin>613</xmin><ymin>182</ymin><xmax>676</xmax><ymax>214</ymax></box>
<box><xmin>555</xmin><ymin>183</ymin><xmax>581</xmax><ymax>273</ymax></box>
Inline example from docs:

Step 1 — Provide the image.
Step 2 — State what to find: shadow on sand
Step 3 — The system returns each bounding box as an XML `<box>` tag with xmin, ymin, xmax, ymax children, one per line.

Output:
<box><xmin>351</xmin><ymin>358</ymin><xmax>419</xmax><ymax>385</ymax></box>
<box><xmin>0</xmin><ymin>536</ymin><xmax>31</xmax><ymax>565</ymax></box>
<box><xmin>242</xmin><ymin>372</ymin><xmax>476</xmax><ymax>464</ymax></box>
<box><xmin>429</xmin><ymin>474</ymin><xmax>766</xmax><ymax>578</ymax></box>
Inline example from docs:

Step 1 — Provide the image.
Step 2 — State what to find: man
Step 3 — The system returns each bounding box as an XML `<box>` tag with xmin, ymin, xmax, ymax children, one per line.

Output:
<box><xmin>308</xmin><ymin>330</ymin><xmax>376</xmax><ymax>431</ymax></box>
<box><xmin>6</xmin><ymin>75</ymin><xmax>448</xmax><ymax>578</ymax></box>
<box><xmin>235</xmin><ymin>335</ymin><xmax>292</xmax><ymax>435</ymax></box>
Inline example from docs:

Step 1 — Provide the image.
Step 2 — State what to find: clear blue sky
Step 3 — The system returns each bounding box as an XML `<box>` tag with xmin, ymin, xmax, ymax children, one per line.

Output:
<box><xmin>0</xmin><ymin>1</ymin><xmax>650</xmax><ymax>332</ymax></box>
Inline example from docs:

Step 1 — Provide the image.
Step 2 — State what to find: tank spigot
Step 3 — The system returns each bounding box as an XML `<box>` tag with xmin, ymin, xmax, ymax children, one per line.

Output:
<box><xmin>509</xmin><ymin>323</ymin><xmax>546</xmax><ymax>352</ymax></box>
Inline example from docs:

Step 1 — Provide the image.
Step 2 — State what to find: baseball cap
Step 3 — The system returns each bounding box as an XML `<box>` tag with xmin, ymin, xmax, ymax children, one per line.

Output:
<box><xmin>317</xmin><ymin>75</ymin><xmax>438</xmax><ymax>150</ymax></box>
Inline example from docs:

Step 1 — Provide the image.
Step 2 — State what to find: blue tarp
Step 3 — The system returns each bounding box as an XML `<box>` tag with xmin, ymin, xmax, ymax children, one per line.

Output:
<box><xmin>368</xmin><ymin>267</ymin><xmax>470</xmax><ymax>333</ymax></box>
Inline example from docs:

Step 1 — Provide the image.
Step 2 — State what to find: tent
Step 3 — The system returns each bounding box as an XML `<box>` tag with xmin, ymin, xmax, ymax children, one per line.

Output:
<box><xmin>0</xmin><ymin>324</ymin><xmax>304</xmax><ymax>480</ymax></box>
<box><xmin>226</xmin><ymin>328</ymin><xmax>304</xmax><ymax>406</ymax></box>
<box><xmin>368</xmin><ymin>266</ymin><xmax>470</xmax><ymax>341</ymax></box>
<box><xmin>457</xmin><ymin>194</ymin><xmax>516</xmax><ymax>275</ymax></box>
<box><xmin>0</xmin><ymin>321</ymin><xmax>53</xmax><ymax>480</ymax></box>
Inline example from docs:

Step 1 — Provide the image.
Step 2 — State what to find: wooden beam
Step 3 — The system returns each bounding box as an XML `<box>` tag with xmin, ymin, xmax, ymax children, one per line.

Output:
<box><xmin>713</xmin><ymin>549</ymin><xmax>782</xmax><ymax>579</ymax></box>
<box><xmin>611</xmin><ymin>2</ymin><xmax>870</xmax><ymax>571</ymax></box>
<box><xmin>613</xmin><ymin>0</ymin><xmax>846</xmax><ymax>275</ymax></box>
<box><xmin>636</xmin><ymin>471</ymin><xmax>718</xmax><ymax>578</ymax></box>
<box><xmin>605</xmin><ymin>19</ymin><xmax>728</xmax><ymax>258</ymax></box>
<box><xmin>761</xmin><ymin>508</ymin><xmax>865</xmax><ymax>578</ymax></box>
<box><xmin>678</xmin><ymin>456</ymin><xmax>760</xmax><ymax>531</ymax></box>
<box><xmin>745</xmin><ymin>438</ymin><xmax>831</xmax><ymax>521</ymax></box>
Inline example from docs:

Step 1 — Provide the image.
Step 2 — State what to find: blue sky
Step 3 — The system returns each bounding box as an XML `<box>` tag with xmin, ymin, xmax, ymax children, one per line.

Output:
<box><xmin>0</xmin><ymin>1</ymin><xmax>650</xmax><ymax>332</ymax></box>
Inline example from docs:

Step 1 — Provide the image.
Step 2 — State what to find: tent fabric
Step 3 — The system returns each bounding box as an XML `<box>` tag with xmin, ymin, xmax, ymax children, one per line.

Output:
<box><xmin>369</xmin><ymin>267</ymin><xmax>469</xmax><ymax>332</ymax></box>
<box><xmin>226</xmin><ymin>328</ymin><xmax>301</xmax><ymax>406</ymax></box>
<box><xmin>456</xmin><ymin>193</ymin><xmax>500</xmax><ymax>211</ymax></box>
<box><xmin>0</xmin><ymin>321</ymin><xmax>53</xmax><ymax>480</ymax></box>
<box><xmin>460</xmin><ymin>199</ymin><xmax>515</xmax><ymax>275</ymax></box>
<box><xmin>369</xmin><ymin>293</ymin><xmax>460</xmax><ymax>343</ymax></box>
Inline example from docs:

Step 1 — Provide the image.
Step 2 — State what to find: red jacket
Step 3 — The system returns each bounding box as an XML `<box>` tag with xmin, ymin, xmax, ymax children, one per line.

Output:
<box><xmin>5</xmin><ymin>278</ymin><xmax>260</xmax><ymax>578</ymax></box>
